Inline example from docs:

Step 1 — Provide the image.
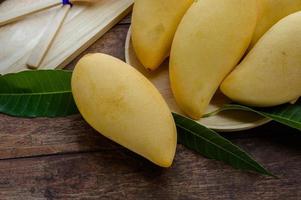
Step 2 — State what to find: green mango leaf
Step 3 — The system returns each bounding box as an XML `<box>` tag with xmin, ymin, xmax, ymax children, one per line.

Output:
<box><xmin>173</xmin><ymin>113</ymin><xmax>274</xmax><ymax>176</ymax></box>
<box><xmin>204</xmin><ymin>101</ymin><xmax>301</xmax><ymax>131</ymax></box>
<box><xmin>0</xmin><ymin>70</ymin><xmax>78</xmax><ymax>117</ymax></box>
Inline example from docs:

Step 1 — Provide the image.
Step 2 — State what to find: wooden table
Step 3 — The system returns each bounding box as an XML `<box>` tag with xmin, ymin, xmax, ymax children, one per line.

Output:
<box><xmin>0</xmin><ymin>15</ymin><xmax>301</xmax><ymax>200</ymax></box>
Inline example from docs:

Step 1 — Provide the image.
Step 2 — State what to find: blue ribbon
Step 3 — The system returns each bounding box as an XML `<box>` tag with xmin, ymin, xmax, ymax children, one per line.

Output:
<box><xmin>62</xmin><ymin>0</ymin><xmax>73</xmax><ymax>6</ymax></box>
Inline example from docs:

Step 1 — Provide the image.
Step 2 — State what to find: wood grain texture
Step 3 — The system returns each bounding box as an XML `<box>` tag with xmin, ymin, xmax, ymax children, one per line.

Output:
<box><xmin>27</xmin><ymin>5</ymin><xmax>71</xmax><ymax>69</ymax></box>
<box><xmin>0</xmin><ymin>0</ymin><xmax>133</xmax><ymax>74</ymax></box>
<box><xmin>0</xmin><ymin>16</ymin><xmax>300</xmax><ymax>199</ymax></box>
<box><xmin>0</xmin><ymin>139</ymin><xmax>300</xmax><ymax>200</ymax></box>
<box><xmin>0</xmin><ymin>0</ymin><xmax>62</xmax><ymax>26</ymax></box>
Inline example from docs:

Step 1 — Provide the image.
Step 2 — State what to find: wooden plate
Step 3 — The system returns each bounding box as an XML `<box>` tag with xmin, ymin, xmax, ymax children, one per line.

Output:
<box><xmin>125</xmin><ymin>29</ymin><xmax>270</xmax><ymax>132</ymax></box>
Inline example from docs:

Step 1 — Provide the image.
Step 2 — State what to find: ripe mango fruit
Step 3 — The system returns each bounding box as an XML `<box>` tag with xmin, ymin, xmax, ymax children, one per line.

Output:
<box><xmin>131</xmin><ymin>0</ymin><xmax>193</xmax><ymax>70</ymax></box>
<box><xmin>221</xmin><ymin>12</ymin><xmax>301</xmax><ymax>107</ymax></box>
<box><xmin>169</xmin><ymin>0</ymin><xmax>258</xmax><ymax>119</ymax></box>
<box><xmin>72</xmin><ymin>53</ymin><xmax>177</xmax><ymax>167</ymax></box>
<box><xmin>251</xmin><ymin>0</ymin><xmax>301</xmax><ymax>48</ymax></box>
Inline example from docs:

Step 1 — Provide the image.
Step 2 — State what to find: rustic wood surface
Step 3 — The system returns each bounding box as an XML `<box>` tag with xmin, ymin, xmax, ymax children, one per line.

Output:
<box><xmin>0</xmin><ymin>13</ymin><xmax>301</xmax><ymax>200</ymax></box>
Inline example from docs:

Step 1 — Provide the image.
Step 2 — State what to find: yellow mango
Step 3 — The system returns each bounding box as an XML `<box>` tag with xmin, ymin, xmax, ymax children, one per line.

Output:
<box><xmin>169</xmin><ymin>0</ymin><xmax>258</xmax><ymax>119</ymax></box>
<box><xmin>251</xmin><ymin>0</ymin><xmax>301</xmax><ymax>48</ymax></box>
<box><xmin>72</xmin><ymin>53</ymin><xmax>177</xmax><ymax>167</ymax></box>
<box><xmin>131</xmin><ymin>0</ymin><xmax>193</xmax><ymax>70</ymax></box>
<box><xmin>221</xmin><ymin>12</ymin><xmax>301</xmax><ymax>107</ymax></box>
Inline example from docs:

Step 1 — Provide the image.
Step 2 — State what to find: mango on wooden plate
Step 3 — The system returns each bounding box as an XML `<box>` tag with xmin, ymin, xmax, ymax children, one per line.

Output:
<box><xmin>131</xmin><ymin>0</ymin><xmax>193</xmax><ymax>70</ymax></box>
<box><xmin>251</xmin><ymin>0</ymin><xmax>301</xmax><ymax>48</ymax></box>
<box><xmin>169</xmin><ymin>0</ymin><xmax>258</xmax><ymax>119</ymax></box>
<box><xmin>221</xmin><ymin>12</ymin><xmax>301</xmax><ymax>107</ymax></box>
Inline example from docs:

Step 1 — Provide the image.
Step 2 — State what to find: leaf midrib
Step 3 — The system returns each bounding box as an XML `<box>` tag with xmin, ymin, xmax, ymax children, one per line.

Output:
<box><xmin>176</xmin><ymin>122</ymin><xmax>266</xmax><ymax>173</ymax></box>
<box><xmin>0</xmin><ymin>91</ymin><xmax>71</xmax><ymax>96</ymax></box>
<box><xmin>225</xmin><ymin>105</ymin><xmax>301</xmax><ymax>126</ymax></box>
<box><xmin>264</xmin><ymin>113</ymin><xmax>301</xmax><ymax>125</ymax></box>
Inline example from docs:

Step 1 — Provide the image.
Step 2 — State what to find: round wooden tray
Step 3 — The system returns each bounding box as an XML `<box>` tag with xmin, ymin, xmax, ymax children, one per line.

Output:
<box><xmin>125</xmin><ymin>29</ymin><xmax>270</xmax><ymax>132</ymax></box>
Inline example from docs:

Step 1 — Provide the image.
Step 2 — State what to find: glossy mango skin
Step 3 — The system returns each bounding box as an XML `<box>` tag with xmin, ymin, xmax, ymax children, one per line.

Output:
<box><xmin>72</xmin><ymin>53</ymin><xmax>177</xmax><ymax>167</ymax></box>
<box><xmin>251</xmin><ymin>0</ymin><xmax>301</xmax><ymax>48</ymax></box>
<box><xmin>221</xmin><ymin>12</ymin><xmax>301</xmax><ymax>107</ymax></box>
<box><xmin>169</xmin><ymin>0</ymin><xmax>258</xmax><ymax>119</ymax></box>
<box><xmin>131</xmin><ymin>0</ymin><xmax>193</xmax><ymax>70</ymax></box>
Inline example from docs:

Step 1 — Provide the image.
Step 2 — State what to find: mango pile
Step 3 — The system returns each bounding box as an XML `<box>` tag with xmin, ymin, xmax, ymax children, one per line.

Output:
<box><xmin>71</xmin><ymin>0</ymin><xmax>301</xmax><ymax>167</ymax></box>
<box><xmin>133</xmin><ymin>0</ymin><xmax>301</xmax><ymax>119</ymax></box>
